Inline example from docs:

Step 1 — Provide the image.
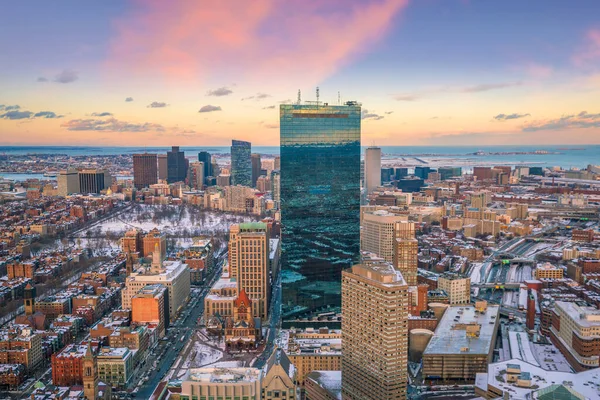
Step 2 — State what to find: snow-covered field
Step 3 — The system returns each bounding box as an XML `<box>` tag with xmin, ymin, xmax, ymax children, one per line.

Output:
<box><xmin>76</xmin><ymin>205</ymin><xmax>260</xmax><ymax>238</ymax></box>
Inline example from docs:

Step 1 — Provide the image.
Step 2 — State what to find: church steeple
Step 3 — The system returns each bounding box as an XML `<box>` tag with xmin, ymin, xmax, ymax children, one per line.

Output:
<box><xmin>24</xmin><ymin>283</ymin><xmax>36</xmax><ymax>316</ymax></box>
<box><xmin>83</xmin><ymin>342</ymin><xmax>98</xmax><ymax>400</ymax></box>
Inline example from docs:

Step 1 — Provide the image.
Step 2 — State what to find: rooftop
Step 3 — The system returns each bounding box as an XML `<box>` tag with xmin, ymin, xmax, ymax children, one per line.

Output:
<box><xmin>348</xmin><ymin>263</ymin><xmax>407</xmax><ymax>286</ymax></box>
<box><xmin>476</xmin><ymin>359</ymin><xmax>600</xmax><ymax>399</ymax></box>
<box><xmin>555</xmin><ymin>301</ymin><xmax>600</xmax><ymax>327</ymax></box>
<box><xmin>188</xmin><ymin>367</ymin><xmax>261</xmax><ymax>384</ymax></box>
<box><xmin>307</xmin><ymin>371</ymin><xmax>342</xmax><ymax>400</ymax></box>
<box><xmin>424</xmin><ymin>305</ymin><xmax>500</xmax><ymax>356</ymax></box>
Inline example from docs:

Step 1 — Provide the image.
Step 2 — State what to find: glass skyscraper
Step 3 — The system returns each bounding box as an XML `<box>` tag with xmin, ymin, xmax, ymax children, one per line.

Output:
<box><xmin>230</xmin><ymin>140</ymin><xmax>252</xmax><ymax>187</ymax></box>
<box><xmin>280</xmin><ymin>101</ymin><xmax>361</xmax><ymax>323</ymax></box>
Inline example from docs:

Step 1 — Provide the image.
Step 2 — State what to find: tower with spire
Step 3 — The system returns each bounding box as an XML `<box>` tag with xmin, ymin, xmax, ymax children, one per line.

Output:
<box><xmin>24</xmin><ymin>283</ymin><xmax>36</xmax><ymax>316</ymax></box>
<box><xmin>83</xmin><ymin>342</ymin><xmax>99</xmax><ymax>400</ymax></box>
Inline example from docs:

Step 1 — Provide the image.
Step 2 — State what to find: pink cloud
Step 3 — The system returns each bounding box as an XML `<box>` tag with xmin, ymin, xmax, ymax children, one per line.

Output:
<box><xmin>108</xmin><ymin>0</ymin><xmax>409</xmax><ymax>86</ymax></box>
<box><xmin>523</xmin><ymin>62</ymin><xmax>553</xmax><ymax>79</ymax></box>
<box><xmin>572</xmin><ymin>29</ymin><xmax>600</xmax><ymax>67</ymax></box>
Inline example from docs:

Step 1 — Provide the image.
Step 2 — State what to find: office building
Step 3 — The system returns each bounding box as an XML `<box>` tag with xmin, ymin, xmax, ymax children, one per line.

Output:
<box><xmin>167</xmin><ymin>146</ymin><xmax>187</xmax><ymax>183</ymax></box>
<box><xmin>423</xmin><ymin>303</ymin><xmax>500</xmax><ymax>382</ymax></box>
<box><xmin>251</xmin><ymin>153</ymin><xmax>262</xmax><ymax>187</ymax></box>
<box><xmin>142</xmin><ymin>228</ymin><xmax>166</xmax><ymax>258</ymax></box>
<box><xmin>157</xmin><ymin>154</ymin><xmax>167</xmax><ymax>180</ymax></box>
<box><xmin>305</xmin><ymin>371</ymin><xmax>342</xmax><ymax>400</ymax></box>
<box><xmin>132</xmin><ymin>153</ymin><xmax>158</xmax><ymax>189</ymax></box>
<box><xmin>392</xmin><ymin>220</ymin><xmax>418</xmax><ymax>286</ymax></box>
<box><xmin>361</xmin><ymin>209</ymin><xmax>408</xmax><ymax>262</ymax></box>
<box><xmin>397</xmin><ymin>177</ymin><xmax>424</xmax><ymax>193</ymax></box>
<box><xmin>122</xmin><ymin>258</ymin><xmax>190</xmax><ymax>321</ymax></box>
<box><xmin>187</xmin><ymin>161</ymin><xmax>205</xmax><ymax>189</ymax></box>
<box><xmin>364</xmin><ymin>146</ymin><xmax>381</xmax><ymax>194</ymax></box>
<box><xmin>342</xmin><ymin>263</ymin><xmax>409</xmax><ymax>399</ymax></box>
<box><xmin>131</xmin><ymin>284</ymin><xmax>168</xmax><ymax>337</ymax></box>
<box><xmin>216</xmin><ymin>174</ymin><xmax>230</xmax><ymax>187</ymax></box>
<box><xmin>229</xmin><ymin>223</ymin><xmax>270</xmax><ymax>320</ymax></box>
<box><xmin>549</xmin><ymin>301</ymin><xmax>600</xmax><ymax>371</ymax></box>
<box><xmin>437</xmin><ymin>274</ymin><xmax>471</xmax><ymax>305</ymax></box>
<box><xmin>179</xmin><ymin>367</ymin><xmax>262</xmax><ymax>400</ymax></box>
<box><xmin>280</xmin><ymin>327</ymin><xmax>342</xmax><ymax>388</ymax></box>
<box><xmin>475</xmin><ymin>359</ymin><xmax>600</xmax><ymax>400</ymax></box>
<box><xmin>57</xmin><ymin>168</ymin><xmax>79</xmax><ymax>196</ymax></box>
<box><xmin>198</xmin><ymin>151</ymin><xmax>213</xmax><ymax>181</ymax></box>
<box><xmin>274</xmin><ymin>156</ymin><xmax>280</xmax><ymax>170</ymax></box>
<box><xmin>231</xmin><ymin>140</ymin><xmax>252</xmax><ymax>187</ymax></box>
<box><xmin>79</xmin><ymin>169</ymin><xmax>112</xmax><ymax>194</ymax></box>
<box><xmin>534</xmin><ymin>263</ymin><xmax>564</xmax><ymax>280</ymax></box>
<box><xmin>280</xmin><ymin>101</ymin><xmax>361</xmax><ymax>322</ymax></box>
<box><xmin>97</xmin><ymin>347</ymin><xmax>133</xmax><ymax>389</ymax></box>
<box><xmin>438</xmin><ymin>167</ymin><xmax>462</xmax><ymax>181</ymax></box>
<box><xmin>271</xmin><ymin>170</ymin><xmax>280</xmax><ymax>206</ymax></box>
<box><xmin>381</xmin><ymin>167</ymin><xmax>395</xmax><ymax>182</ymax></box>
<box><xmin>415</xmin><ymin>166</ymin><xmax>434</xmax><ymax>179</ymax></box>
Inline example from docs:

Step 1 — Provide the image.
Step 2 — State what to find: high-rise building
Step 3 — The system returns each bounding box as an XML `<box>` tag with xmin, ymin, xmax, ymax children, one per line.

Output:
<box><xmin>280</xmin><ymin>101</ymin><xmax>361</xmax><ymax>322</ymax></box>
<box><xmin>57</xmin><ymin>168</ymin><xmax>79</xmax><ymax>196</ymax></box>
<box><xmin>187</xmin><ymin>161</ymin><xmax>205</xmax><ymax>189</ymax></box>
<box><xmin>231</xmin><ymin>140</ymin><xmax>252</xmax><ymax>187</ymax></box>
<box><xmin>198</xmin><ymin>151</ymin><xmax>213</xmax><ymax>181</ymax></box>
<box><xmin>393</xmin><ymin>221</ymin><xmax>418</xmax><ymax>286</ymax></box>
<box><xmin>78</xmin><ymin>169</ymin><xmax>112</xmax><ymax>194</ymax></box>
<box><xmin>228</xmin><ymin>223</ymin><xmax>270</xmax><ymax>320</ymax></box>
<box><xmin>364</xmin><ymin>146</ymin><xmax>382</xmax><ymax>194</ymax></box>
<box><xmin>274</xmin><ymin>156</ymin><xmax>281</xmax><ymax>170</ymax></box>
<box><xmin>132</xmin><ymin>153</ymin><xmax>158</xmax><ymax>189</ymax></box>
<box><xmin>342</xmin><ymin>263</ymin><xmax>409</xmax><ymax>399</ymax></box>
<box><xmin>361</xmin><ymin>210</ymin><xmax>408</xmax><ymax>262</ymax></box>
<box><xmin>251</xmin><ymin>153</ymin><xmax>262</xmax><ymax>187</ymax></box>
<box><xmin>157</xmin><ymin>154</ymin><xmax>167</xmax><ymax>180</ymax></box>
<box><xmin>131</xmin><ymin>284</ymin><xmax>168</xmax><ymax>337</ymax></box>
<box><xmin>167</xmin><ymin>146</ymin><xmax>187</xmax><ymax>183</ymax></box>
<box><xmin>271</xmin><ymin>170</ymin><xmax>280</xmax><ymax>207</ymax></box>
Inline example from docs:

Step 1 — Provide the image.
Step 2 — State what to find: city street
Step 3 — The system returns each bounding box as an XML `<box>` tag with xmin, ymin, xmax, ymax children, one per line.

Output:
<box><xmin>129</xmin><ymin>256</ymin><xmax>224</xmax><ymax>398</ymax></box>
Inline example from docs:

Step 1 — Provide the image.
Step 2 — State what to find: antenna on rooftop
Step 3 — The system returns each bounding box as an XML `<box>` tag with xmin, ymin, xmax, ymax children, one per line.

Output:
<box><xmin>338</xmin><ymin>91</ymin><xmax>341</xmax><ymax>105</ymax></box>
<box><xmin>316</xmin><ymin>87</ymin><xmax>320</xmax><ymax>106</ymax></box>
<box><xmin>297</xmin><ymin>90</ymin><xmax>301</xmax><ymax>105</ymax></box>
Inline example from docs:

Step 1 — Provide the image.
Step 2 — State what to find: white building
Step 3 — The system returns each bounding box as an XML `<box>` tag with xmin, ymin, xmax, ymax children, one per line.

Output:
<box><xmin>364</xmin><ymin>147</ymin><xmax>381</xmax><ymax>194</ymax></box>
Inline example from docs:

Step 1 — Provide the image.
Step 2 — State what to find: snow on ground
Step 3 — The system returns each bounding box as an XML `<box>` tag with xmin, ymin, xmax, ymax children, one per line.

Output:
<box><xmin>76</xmin><ymin>205</ymin><xmax>260</xmax><ymax>238</ymax></box>
<box><xmin>189</xmin><ymin>342</ymin><xmax>224</xmax><ymax>368</ymax></box>
<box><xmin>210</xmin><ymin>361</ymin><xmax>245</xmax><ymax>368</ymax></box>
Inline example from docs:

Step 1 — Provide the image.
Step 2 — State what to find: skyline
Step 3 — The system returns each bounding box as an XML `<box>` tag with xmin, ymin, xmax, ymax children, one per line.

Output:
<box><xmin>1</xmin><ymin>0</ymin><xmax>600</xmax><ymax>146</ymax></box>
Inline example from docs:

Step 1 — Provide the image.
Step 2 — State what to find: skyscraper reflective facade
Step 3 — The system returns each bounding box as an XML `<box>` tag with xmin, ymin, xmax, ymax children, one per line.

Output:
<box><xmin>167</xmin><ymin>146</ymin><xmax>187</xmax><ymax>183</ymax></box>
<box><xmin>230</xmin><ymin>140</ymin><xmax>252</xmax><ymax>187</ymax></box>
<box><xmin>280</xmin><ymin>102</ymin><xmax>361</xmax><ymax>322</ymax></box>
<box><xmin>198</xmin><ymin>151</ymin><xmax>213</xmax><ymax>181</ymax></box>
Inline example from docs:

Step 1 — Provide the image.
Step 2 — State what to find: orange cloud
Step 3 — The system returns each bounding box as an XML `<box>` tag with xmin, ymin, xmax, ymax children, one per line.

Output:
<box><xmin>108</xmin><ymin>0</ymin><xmax>409</xmax><ymax>86</ymax></box>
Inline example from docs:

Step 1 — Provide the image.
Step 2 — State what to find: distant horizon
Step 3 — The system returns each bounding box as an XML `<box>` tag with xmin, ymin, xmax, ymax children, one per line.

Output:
<box><xmin>1</xmin><ymin>144</ymin><xmax>599</xmax><ymax>149</ymax></box>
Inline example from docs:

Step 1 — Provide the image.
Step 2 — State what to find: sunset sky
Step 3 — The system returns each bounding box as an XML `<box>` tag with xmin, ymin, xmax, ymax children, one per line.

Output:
<box><xmin>1</xmin><ymin>0</ymin><xmax>599</xmax><ymax>146</ymax></box>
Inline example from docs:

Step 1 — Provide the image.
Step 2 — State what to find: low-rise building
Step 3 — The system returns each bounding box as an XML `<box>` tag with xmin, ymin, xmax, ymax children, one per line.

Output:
<box><xmin>549</xmin><ymin>301</ymin><xmax>600</xmax><ymax>371</ymax></box>
<box><xmin>423</xmin><ymin>303</ymin><xmax>500</xmax><ymax>382</ymax></box>
<box><xmin>279</xmin><ymin>328</ymin><xmax>341</xmax><ymax>388</ymax></box>
<box><xmin>97</xmin><ymin>347</ymin><xmax>134</xmax><ymax>389</ymax></box>
<box><xmin>437</xmin><ymin>273</ymin><xmax>471</xmax><ymax>305</ymax></box>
